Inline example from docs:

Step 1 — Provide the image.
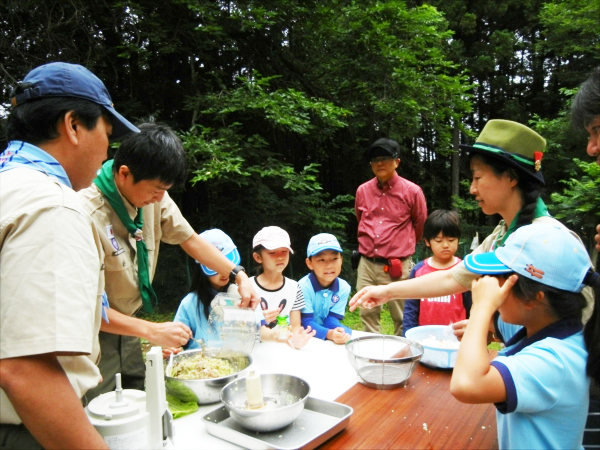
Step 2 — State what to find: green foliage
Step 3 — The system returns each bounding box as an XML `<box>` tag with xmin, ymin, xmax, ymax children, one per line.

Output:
<box><xmin>539</xmin><ymin>0</ymin><xmax>600</xmax><ymax>59</ymax></box>
<box><xmin>342</xmin><ymin>304</ymin><xmax>394</xmax><ymax>335</ymax></box>
<box><xmin>1</xmin><ymin>0</ymin><xmax>599</xmax><ymax>317</ymax></box>
<box><xmin>178</xmin><ymin>71</ymin><xmax>355</xmax><ymax>276</ymax></box>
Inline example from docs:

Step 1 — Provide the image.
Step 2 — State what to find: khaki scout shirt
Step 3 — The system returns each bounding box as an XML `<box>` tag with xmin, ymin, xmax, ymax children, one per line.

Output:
<box><xmin>0</xmin><ymin>168</ymin><xmax>103</xmax><ymax>424</ymax></box>
<box><xmin>78</xmin><ymin>184</ymin><xmax>195</xmax><ymax>316</ymax></box>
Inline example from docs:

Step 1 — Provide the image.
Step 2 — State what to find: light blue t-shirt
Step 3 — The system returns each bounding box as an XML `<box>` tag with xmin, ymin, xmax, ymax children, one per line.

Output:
<box><xmin>298</xmin><ymin>272</ymin><xmax>351</xmax><ymax>340</ymax></box>
<box><xmin>174</xmin><ymin>292</ymin><xmax>212</xmax><ymax>350</ymax></box>
<box><xmin>491</xmin><ymin>318</ymin><xmax>589</xmax><ymax>449</ymax></box>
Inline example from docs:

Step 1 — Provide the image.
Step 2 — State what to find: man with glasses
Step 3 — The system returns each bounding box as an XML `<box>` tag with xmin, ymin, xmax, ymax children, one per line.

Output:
<box><xmin>354</xmin><ymin>138</ymin><xmax>427</xmax><ymax>335</ymax></box>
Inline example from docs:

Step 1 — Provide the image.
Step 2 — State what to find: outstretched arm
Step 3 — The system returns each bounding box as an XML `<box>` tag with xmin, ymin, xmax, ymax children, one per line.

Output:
<box><xmin>349</xmin><ymin>269</ymin><xmax>465</xmax><ymax>311</ymax></box>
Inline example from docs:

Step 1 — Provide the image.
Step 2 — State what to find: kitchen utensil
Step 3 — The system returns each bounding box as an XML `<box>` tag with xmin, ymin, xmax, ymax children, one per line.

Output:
<box><xmin>165</xmin><ymin>349</ymin><xmax>252</xmax><ymax>404</ymax></box>
<box><xmin>204</xmin><ymin>397</ymin><xmax>353</xmax><ymax>448</ymax></box>
<box><xmin>220</xmin><ymin>373</ymin><xmax>310</xmax><ymax>432</ymax></box>
<box><xmin>405</xmin><ymin>325</ymin><xmax>460</xmax><ymax>369</ymax></box>
<box><xmin>205</xmin><ymin>293</ymin><xmax>257</xmax><ymax>358</ymax></box>
<box><xmin>345</xmin><ymin>335</ymin><xmax>423</xmax><ymax>389</ymax></box>
<box><xmin>86</xmin><ymin>347</ymin><xmax>173</xmax><ymax>449</ymax></box>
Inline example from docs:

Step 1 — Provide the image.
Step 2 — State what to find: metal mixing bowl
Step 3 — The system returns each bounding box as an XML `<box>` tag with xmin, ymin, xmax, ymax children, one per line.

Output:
<box><xmin>346</xmin><ymin>335</ymin><xmax>423</xmax><ymax>389</ymax></box>
<box><xmin>165</xmin><ymin>349</ymin><xmax>252</xmax><ymax>404</ymax></box>
<box><xmin>220</xmin><ymin>374</ymin><xmax>310</xmax><ymax>432</ymax></box>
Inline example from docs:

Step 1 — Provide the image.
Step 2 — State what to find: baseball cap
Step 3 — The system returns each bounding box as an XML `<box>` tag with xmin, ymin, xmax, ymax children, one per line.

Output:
<box><xmin>11</xmin><ymin>62</ymin><xmax>139</xmax><ymax>140</ymax></box>
<box><xmin>460</xmin><ymin>119</ymin><xmax>546</xmax><ymax>185</ymax></box>
<box><xmin>252</xmin><ymin>226</ymin><xmax>294</xmax><ymax>253</ymax></box>
<box><xmin>307</xmin><ymin>233</ymin><xmax>343</xmax><ymax>257</ymax></box>
<box><xmin>197</xmin><ymin>229</ymin><xmax>241</xmax><ymax>276</ymax></box>
<box><xmin>364</xmin><ymin>138</ymin><xmax>400</xmax><ymax>161</ymax></box>
<box><xmin>464</xmin><ymin>224</ymin><xmax>591</xmax><ymax>293</ymax></box>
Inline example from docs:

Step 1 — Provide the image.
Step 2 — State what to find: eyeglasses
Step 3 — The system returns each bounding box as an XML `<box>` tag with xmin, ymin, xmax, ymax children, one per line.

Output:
<box><xmin>370</xmin><ymin>156</ymin><xmax>394</xmax><ymax>164</ymax></box>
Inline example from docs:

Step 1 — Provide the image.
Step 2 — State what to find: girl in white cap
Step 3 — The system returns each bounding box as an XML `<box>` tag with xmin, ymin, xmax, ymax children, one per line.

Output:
<box><xmin>251</xmin><ymin>226</ymin><xmax>316</xmax><ymax>348</ymax></box>
<box><xmin>450</xmin><ymin>223</ymin><xmax>600</xmax><ymax>449</ymax></box>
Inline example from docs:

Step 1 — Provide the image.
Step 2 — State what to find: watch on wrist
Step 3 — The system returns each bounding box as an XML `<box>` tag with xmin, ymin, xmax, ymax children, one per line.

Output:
<box><xmin>229</xmin><ymin>265</ymin><xmax>246</xmax><ymax>284</ymax></box>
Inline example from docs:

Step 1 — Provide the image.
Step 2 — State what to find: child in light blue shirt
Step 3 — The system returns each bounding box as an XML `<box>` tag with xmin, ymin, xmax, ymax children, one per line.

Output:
<box><xmin>299</xmin><ymin>233</ymin><xmax>352</xmax><ymax>344</ymax></box>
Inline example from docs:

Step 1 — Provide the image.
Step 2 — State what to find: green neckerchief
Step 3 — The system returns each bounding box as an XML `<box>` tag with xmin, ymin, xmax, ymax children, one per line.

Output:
<box><xmin>493</xmin><ymin>197</ymin><xmax>550</xmax><ymax>249</ymax></box>
<box><xmin>94</xmin><ymin>160</ymin><xmax>157</xmax><ymax>313</ymax></box>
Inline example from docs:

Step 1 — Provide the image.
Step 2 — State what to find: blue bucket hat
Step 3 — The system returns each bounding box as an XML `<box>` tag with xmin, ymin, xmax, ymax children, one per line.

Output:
<box><xmin>11</xmin><ymin>62</ymin><xmax>139</xmax><ymax>140</ymax></box>
<box><xmin>464</xmin><ymin>224</ymin><xmax>591</xmax><ymax>293</ymax></box>
<box><xmin>197</xmin><ymin>229</ymin><xmax>241</xmax><ymax>276</ymax></box>
<box><xmin>307</xmin><ymin>233</ymin><xmax>343</xmax><ymax>257</ymax></box>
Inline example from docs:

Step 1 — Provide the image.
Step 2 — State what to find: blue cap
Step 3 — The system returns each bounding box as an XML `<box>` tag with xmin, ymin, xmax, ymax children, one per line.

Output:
<box><xmin>464</xmin><ymin>224</ymin><xmax>590</xmax><ymax>293</ymax></box>
<box><xmin>197</xmin><ymin>229</ymin><xmax>241</xmax><ymax>276</ymax></box>
<box><xmin>307</xmin><ymin>233</ymin><xmax>343</xmax><ymax>257</ymax></box>
<box><xmin>11</xmin><ymin>62</ymin><xmax>139</xmax><ymax>140</ymax></box>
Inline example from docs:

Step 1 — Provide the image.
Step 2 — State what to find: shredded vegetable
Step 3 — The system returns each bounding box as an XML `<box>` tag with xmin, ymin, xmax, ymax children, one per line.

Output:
<box><xmin>171</xmin><ymin>353</ymin><xmax>235</xmax><ymax>380</ymax></box>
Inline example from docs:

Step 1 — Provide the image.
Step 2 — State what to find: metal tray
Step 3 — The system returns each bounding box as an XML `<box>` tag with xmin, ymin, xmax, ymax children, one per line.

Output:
<box><xmin>202</xmin><ymin>397</ymin><xmax>353</xmax><ymax>449</ymax></box>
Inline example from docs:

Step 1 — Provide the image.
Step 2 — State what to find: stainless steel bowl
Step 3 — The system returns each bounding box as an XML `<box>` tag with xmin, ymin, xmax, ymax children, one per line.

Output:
<box><xmin>165</xmin><ymin>349</ymin><xmax>252</xmax><ymax>404</ymax></box>
<box><xmin>220</xmin><ymin>374</ymin><xmax>310</xmax><ymax>432</ymax></box>
<box><xmin>346</xmin><ymin>335</ymin><xmax>423</xmax><ymax>389</ymax></box>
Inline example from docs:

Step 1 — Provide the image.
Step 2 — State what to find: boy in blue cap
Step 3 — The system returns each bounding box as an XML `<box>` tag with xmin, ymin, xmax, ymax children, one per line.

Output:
<box><xmin>299</xmin><ymin>233</ymin><xmax>352</xmax><ymax>344</ymax></box>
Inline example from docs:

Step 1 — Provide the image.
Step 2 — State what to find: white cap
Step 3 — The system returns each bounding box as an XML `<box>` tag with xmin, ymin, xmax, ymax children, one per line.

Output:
<box><xmin>252</xmin><ymin>226</ymin><xmax>294</xmax><ymax>253</ymax></box>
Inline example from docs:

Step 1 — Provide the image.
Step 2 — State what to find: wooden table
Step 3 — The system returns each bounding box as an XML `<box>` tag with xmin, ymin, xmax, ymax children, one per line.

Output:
<box><xmin>320</xmin><ymin>365</ymin><xmax>499</xmax><ymax>449</ymax></box>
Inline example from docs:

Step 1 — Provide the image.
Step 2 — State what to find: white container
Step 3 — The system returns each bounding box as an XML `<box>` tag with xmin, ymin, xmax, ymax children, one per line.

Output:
<box><xmin>405</xmin><ymin>325</ymin><xmax>460</xmax><ymax>369</ymax></box>
<box><xmin>86</xmin><ymin>388</ymin><xmax>151</xmax><ymax>450</ymax></box>
<box><xmin>86</xmin><ymin>348</ymin><xmax>173</xmax><ymax>449</ymax></box>
<box><xmin>206</xmin><ymin>293</ymin><xmax>257</xmax><ymax>358</ymax></box>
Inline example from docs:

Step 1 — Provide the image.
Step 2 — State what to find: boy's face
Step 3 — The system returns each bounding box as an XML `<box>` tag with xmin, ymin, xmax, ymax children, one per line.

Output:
<box><xmin>425</xmin><ymin>232</ymin><xmax>458</xmax><ymax>264</ymax></box>
<box><xmin>306</xmin><ymin>250</ymin><xmax>342</xmax><ymax>286</ymax></box>
<box><xmin>253</xmin><ymin>247</ymin><xmax>290</xmax><ymax>274</ymax></box>
<box><xmin>115</xmin><ymin>165</ymin><xmax>172</xmax><ymax>208</ymax></box>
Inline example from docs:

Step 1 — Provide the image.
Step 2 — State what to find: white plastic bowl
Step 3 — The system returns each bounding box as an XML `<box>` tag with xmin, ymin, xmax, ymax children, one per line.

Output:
<box><xmin>405</xmin><ymin>325</ymin><xmax>460</xmax><ymax>369</ymax></box>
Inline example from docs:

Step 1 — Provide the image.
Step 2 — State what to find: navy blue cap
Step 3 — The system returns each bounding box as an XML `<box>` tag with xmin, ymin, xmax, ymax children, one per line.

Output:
<box><xmin>11</xmin><ymin>62</ymin><xmax>139</xmax><ymax>140</ymax></box>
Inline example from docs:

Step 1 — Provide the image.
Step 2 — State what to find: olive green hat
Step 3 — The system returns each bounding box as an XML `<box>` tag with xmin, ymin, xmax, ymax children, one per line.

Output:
<box><xmin>460</xmin><ymin>119</ymin><xmax>546</xmax><ymax>185</ymax></box>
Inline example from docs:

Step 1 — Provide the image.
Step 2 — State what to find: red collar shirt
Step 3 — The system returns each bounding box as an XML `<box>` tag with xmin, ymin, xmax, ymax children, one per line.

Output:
<box><xmin>355</xmin><ymin>172</ymin><xmax>427</xmax><ymax>259</ymax></box>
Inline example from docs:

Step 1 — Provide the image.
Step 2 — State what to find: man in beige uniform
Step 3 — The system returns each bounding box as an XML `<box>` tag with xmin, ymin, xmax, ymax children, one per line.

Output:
<box><xmin>79</xmin><ymin>123</ymin><xmax>260</xmax><ymax>398</ymax></box>
<box><xmin>0</xmin><ymin>63</ymin><xmax>138</xmax><ymax>448</ymax></box>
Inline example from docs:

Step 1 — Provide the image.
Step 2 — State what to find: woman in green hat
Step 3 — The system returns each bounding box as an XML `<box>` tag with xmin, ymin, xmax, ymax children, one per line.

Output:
<box><xmin>350</xmin><ymin>119</ymin><xmax>592</xmax><ymax>326</ymax></box>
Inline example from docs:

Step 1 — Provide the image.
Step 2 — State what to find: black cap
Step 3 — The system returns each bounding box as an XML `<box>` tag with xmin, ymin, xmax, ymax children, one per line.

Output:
<box><xmin>364</xmin><ymin>138</ymin><xmax>400</xmax><ymax>161</ymax></box>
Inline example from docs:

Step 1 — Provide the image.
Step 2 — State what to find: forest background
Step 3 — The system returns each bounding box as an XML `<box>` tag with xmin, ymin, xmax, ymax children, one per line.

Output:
<box><xmin>1</xmin><ymin>0</ymin><xmax>599</xmax><ymax>330</ymax></box>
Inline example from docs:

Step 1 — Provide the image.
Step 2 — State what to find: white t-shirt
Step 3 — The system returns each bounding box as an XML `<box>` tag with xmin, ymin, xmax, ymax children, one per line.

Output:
<box><xmin>250</xmin><ymin>276</ymin><xmax>305</xmax><ymax>327</ymax></box>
